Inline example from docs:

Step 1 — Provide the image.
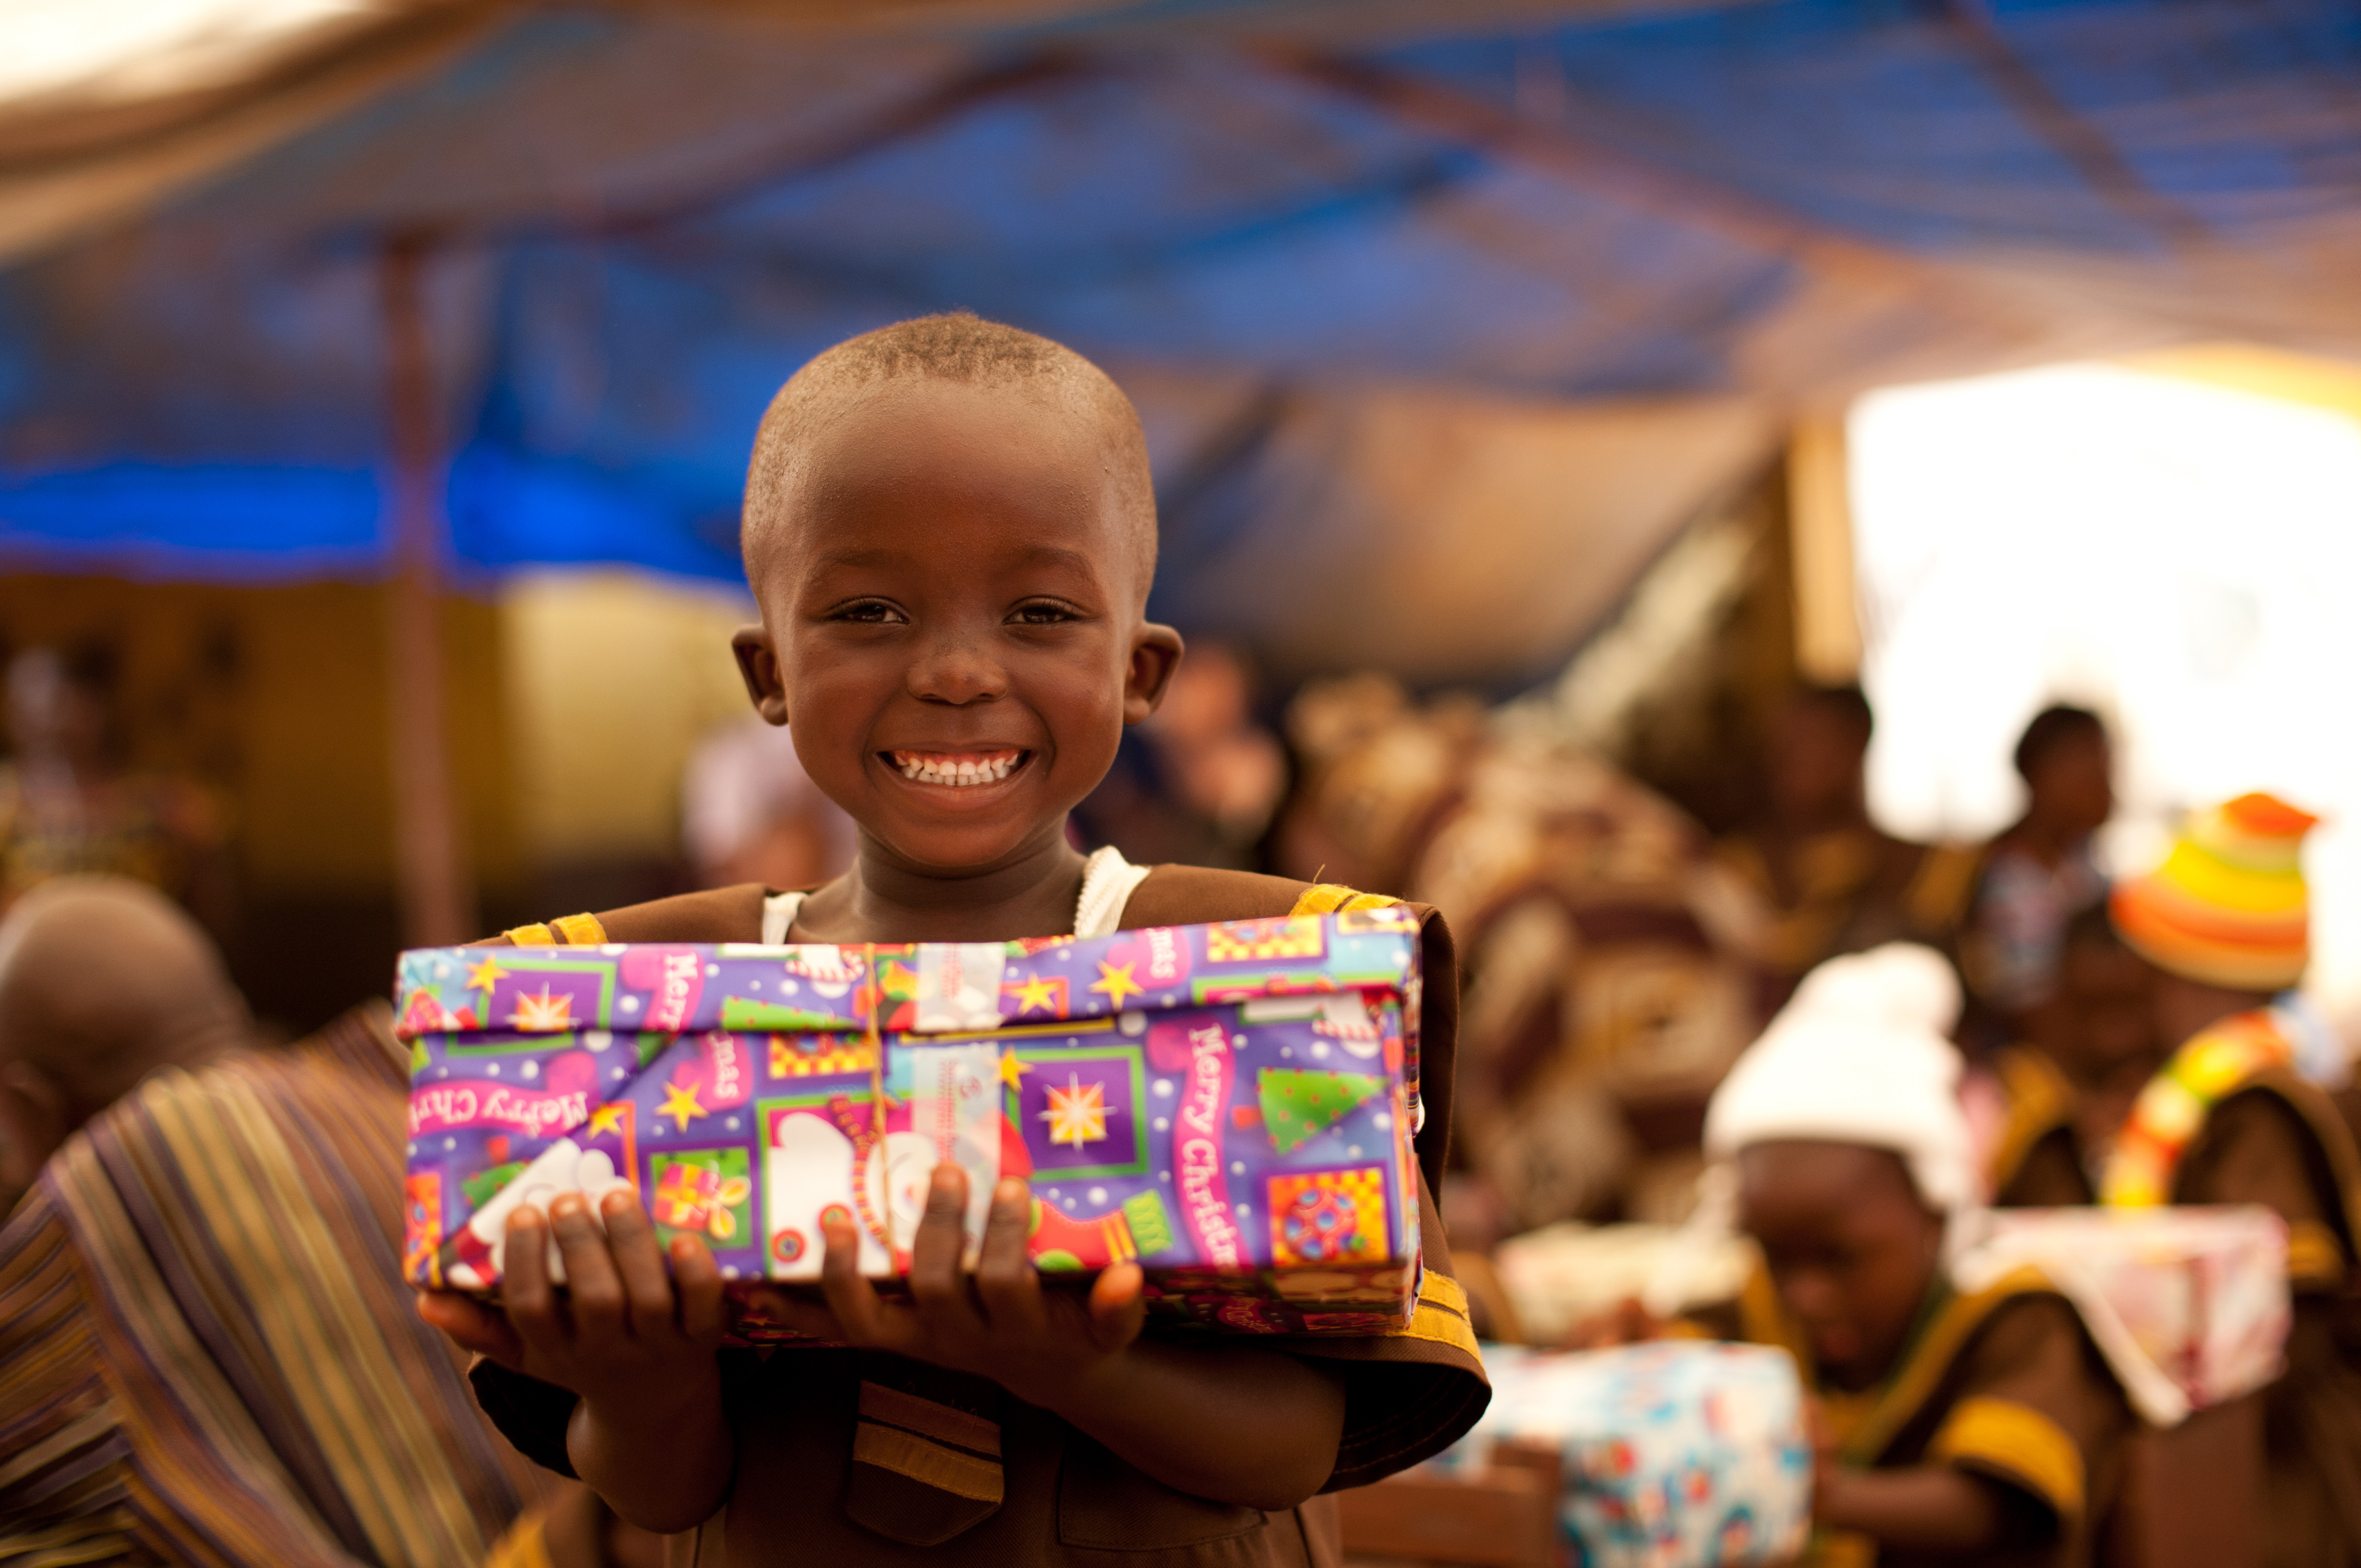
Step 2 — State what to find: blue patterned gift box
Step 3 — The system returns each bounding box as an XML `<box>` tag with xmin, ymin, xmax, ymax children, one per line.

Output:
<box><xmin>1443</xmin><ymin>1342</ymin><xmax>1811</xmax><ymax>1567</ymax></box>
<box><xmin>396</xmin><ymin>909</ymin><xmax>1426</xmax><ymax>1339</ymax></box>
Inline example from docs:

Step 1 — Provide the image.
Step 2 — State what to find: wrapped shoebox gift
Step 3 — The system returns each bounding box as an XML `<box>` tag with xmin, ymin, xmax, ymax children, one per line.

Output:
<box><xmin>1954</xmin><ymin>1206</ymin><xmax>2290</xmax><ymax>1423</ymax></box>
<box><xmin>398</xmin><ymin>909</ymin><xmax>1425</xmax><ymax>1338</ymax></box>
<box><xmin>1443</xmin><ymin>1342</ymin><xmax>1810</xmax><ymax>1568</ymax></box>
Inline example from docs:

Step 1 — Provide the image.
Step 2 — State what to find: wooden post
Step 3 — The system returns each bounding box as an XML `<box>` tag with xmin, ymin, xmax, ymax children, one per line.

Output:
<box><xmin>381</xmin><ymin>233</ymin><xmax>475</xmax><ymax>947</ymax></box>
<box><xmin>1787</xmin><ymin>414</ymin><xmax>1862</xmax><ymax>684</ymax></box>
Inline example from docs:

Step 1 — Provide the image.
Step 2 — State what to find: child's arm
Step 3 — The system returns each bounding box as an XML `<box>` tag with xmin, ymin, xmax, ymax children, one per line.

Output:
<box><xmin>759</xmin><ymin>1167</ymin><xmax>1347</xmax><ymax>1511</ymax></box>
<box><xmin>422</xmin><ymin>1192</ymin><xmax>734</xmax><ymax>1533</ymax></box>
<box><xmin>1815</xmin><ymin>1464</ymin><xmax>2044</xmax><ymax>1554</ymax></box>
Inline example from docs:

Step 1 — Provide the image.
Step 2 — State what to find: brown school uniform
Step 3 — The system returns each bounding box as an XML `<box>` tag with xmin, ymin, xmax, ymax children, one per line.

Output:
<box><xmin>2151</xmin><ymin>1062</ymin><xmax>2361</xmax><ymax>1568</ymax></box>
<box><xmin>1986</xmin><ymin>1047</ymin><xmax>2098</xmax><ymax>1209</ymax></box>
<box><xmin>1695</xmin><ymin>1264</ymin><xmax>2132</xmax><ymax>1568</ymax></box>
<box><xmin>466</xmin><ymin>867</ymin><xmax>1489</xmax><ymax>1568</ymax></box>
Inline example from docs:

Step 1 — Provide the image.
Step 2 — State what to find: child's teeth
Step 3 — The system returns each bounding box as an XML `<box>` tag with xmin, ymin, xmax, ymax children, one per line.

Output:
<box><xmin>892</xmin><ymin>752</ymin><xmax>1019</xmax><ymax>787</ymax></box>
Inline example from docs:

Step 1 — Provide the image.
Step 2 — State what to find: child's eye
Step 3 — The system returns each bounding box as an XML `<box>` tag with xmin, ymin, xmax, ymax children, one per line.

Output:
<box><xmin>830</xmin><ymin>600</ymin><xmax>904</xmax><ymax>624</ymax></box>
<box><xmin>1009</xmin><ymin>600</ymin><xmax>1081</xmax><ymax>625</ymax></box>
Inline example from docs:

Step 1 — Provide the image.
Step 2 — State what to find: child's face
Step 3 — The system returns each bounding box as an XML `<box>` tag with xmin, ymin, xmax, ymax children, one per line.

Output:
<box><xmin>1736</xmin><ymin>1140</ymin><xmax>1943</xmax><ymax>1390</ymax></box>
<box><xmin>734</xmin><ymin>378</ymin><xmax>1181</xmax><ymax>876</ymax></box>
<box><xmin>2026</xmin><ymin>732</ymin><xmax>2113</xmax><ymax>839</ymax></box>
<box><xmin>2040</xmin><ymin>937</ymin><xmax>2155</xmax><ymax>1077</ymax></box>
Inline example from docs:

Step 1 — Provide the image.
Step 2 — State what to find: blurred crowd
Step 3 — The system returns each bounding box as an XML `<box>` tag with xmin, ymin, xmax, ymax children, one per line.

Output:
<box><xmin>0</xmin><ymin>629</ymin><xmax>2354</xmax><ymax>1568</ymax></box>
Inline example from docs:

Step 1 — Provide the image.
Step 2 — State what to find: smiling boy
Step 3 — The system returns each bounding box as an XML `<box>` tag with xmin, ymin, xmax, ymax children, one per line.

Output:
<box><xmin>423</xmin><ymin>314</ymin><xmax>1485</xmax><ymax>1566</ymax></box>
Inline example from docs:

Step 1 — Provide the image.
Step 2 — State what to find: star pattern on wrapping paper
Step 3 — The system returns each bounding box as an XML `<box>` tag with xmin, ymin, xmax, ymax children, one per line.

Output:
<box><xmin>1010</xmin><ymin>974</ymin><xmax>1062</xmax><ymax>1015</ymax></box>
<box><xmin>466</xmin><ymin>954</ymin><xmax>509</xmax><ymax>991</ymax></box>
<box><xmin>1039</xmin><ymin>1072</ymin><xmax>1108</xmax><ymax>1147</ymax></box>
<box><xmin>1088</xmin><ymin>960</ymin><xmax>1144</xmax><ymax>1008</ymax></box>
<box><xmin>586</xmin><ymin>1103</ymin><xmax>630</xmax><ymax>1139</ymax></box>
<box><xmin>999</xmin><ymin>1050</ymin><xmax>1033</xmax><ymax>1091</ymax></box>
<box><xmin>510</xmin><ymin>987</ymin><xmax>574</xmax><ymax>1032</ymax></box>
<box><xmin>658</xmin><ymin>1079</ymin><xmax>707</xmax><ymax>1132</ymax></box>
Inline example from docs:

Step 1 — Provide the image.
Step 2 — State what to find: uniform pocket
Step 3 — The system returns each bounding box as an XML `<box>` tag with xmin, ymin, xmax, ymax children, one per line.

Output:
<box><xmin>1055</xmin><ymin>1432</ymin><xmax>1266</xmax><ymax>1551</ymax></box>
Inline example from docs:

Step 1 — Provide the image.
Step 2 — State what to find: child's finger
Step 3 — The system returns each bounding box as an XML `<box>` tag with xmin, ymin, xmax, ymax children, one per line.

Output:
<box><xmin>549</xmin><ymin>1193</ymin><xmax>627</xmax><ymax>1343</ymax></box>
<box><xmin>417</xmin><ymin>1291</ymin><xmax>525</xmax><ymax>1368</ymax></box>
<box><xmin>502</xmin><ymin>1207</ymin><xmax>565</xmax><ymax>1347</ymax></box>
<box><xmin>817</xmin><ymin>1209</ymin><xmax>895</xmax><ymax>1349</ymax></box>
<box><xmin>905</xmin><ymin>1166</ymin><xmax>974</xmax><ymax>1322</ymax></box>
<box><xmin>670</xmin><ymin>1234</ymin><xmax>727</xmax><ymax>1342</ymax></box>
<box><xmin>1086</xmin><ymin>1261</ymin><xmax>1147</xmax><ymax>1353</ymax></box>
<box><xmin>601</xmin><ymin>1191</ymin><xmax>676</xmax><ymax>1328</ymax></box>
<box><xmin>972</xmin><ymin>1179</ymin><xmax>1044</xmax><ymax>1333</ymax></box>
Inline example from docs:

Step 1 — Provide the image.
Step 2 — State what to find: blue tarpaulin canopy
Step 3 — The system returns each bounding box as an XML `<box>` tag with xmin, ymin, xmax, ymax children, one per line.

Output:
<box><xmin>5</xmin><ymin>0</ymin><xmax>2360</xmax><ymax>680</ymax></box>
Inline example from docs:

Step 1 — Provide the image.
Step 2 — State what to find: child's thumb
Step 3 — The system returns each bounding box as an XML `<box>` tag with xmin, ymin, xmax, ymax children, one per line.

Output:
<box><xmin>418</xmin><ymin>1290</ymin><xmax>525</xmax><ymax>1369</ymax></box>
<box><xmin>1086</xmin><ymin>1262</ymin><xmax>1148</xmax><ymax>1352</ymax></box>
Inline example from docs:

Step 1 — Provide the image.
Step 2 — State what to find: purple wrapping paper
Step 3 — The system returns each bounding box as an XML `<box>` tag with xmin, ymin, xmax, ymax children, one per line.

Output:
<box><xmin>399</xmin><ymin>908</ymin><xmax>1426</xmax><ymax>1338</ymax></box>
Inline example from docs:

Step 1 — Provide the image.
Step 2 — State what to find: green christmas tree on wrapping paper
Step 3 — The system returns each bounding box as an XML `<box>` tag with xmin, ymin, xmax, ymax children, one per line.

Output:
<box><xmin>1258</xmin><ymin>1067</ymin><xmax>1387</xmax><ymax>1154</ymax></box>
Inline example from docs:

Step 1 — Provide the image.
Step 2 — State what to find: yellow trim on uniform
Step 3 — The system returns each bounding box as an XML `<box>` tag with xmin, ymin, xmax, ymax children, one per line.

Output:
<box><xmin>1391</xmin><ymin>1268</ymin><xmax>1483</xmax><ymax>1362</ymax></box>
<box><xmin>1736</xmin><ymin>1257</ymin><xmax>1808</xmax><ymax>1366</ymax></box>
<box><xmin>502</xmin><ymin>922</ymin><xmax>557</xmax><ymax>946</ymax></box>
<box><xmin>2289</xmin><ymin>1220</ymin><xmax>2347</xmax><ymax>1289</ymax></box>
<box><xmin>1989</xmin><ymin>1047</ymin><xmax>2076</xmax><ymax>1198</ymax></box>
<box><xmin>851</xmin><ymin>1422</ymin><xmax>1005</xmax><ymax>1503</ymax></box>
<box><xmin>551</xmin><ymin>911</ymin><xmax>608</xmax><ymax>946</ymax></box>
<box><xmin>1906</xmin><ymin>842</ymin><xmax>1985</xmax><ymax>933</ymax></box>
<box><xmin>481</xmin><ymin>1510</ymin><xmax>555</xmax><ymax>1568</ymax></box>
<box><xmin>858</xmin><ymin>1381</ymin><xmax>1002</xmax><ymax>1457</ymax></box>
<box><xmin>1930</xmin><ymin>1396</ymin><xmax>2086</xmax><ymax>1524</ymax></box>
<box><xmin>1289</xmin><ymin>884</ymin><xmax>1402</xmax><ymax>917</ymax></box>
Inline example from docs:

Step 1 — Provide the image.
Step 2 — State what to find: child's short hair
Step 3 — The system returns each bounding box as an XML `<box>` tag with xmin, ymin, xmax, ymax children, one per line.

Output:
<box><xmin>2013</xmin><ymin>703</ymin><xmax>2106</xmax><ymax>781</ymax></box>
<box><xmin>741</xmin><ymin>312</ymin><xmax>1157</xmax><ymax>593</ymax></box>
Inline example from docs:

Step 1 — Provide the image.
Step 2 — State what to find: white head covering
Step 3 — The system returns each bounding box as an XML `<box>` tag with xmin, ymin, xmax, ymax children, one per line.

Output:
<box><xmin>1703</xmin><ymin>943</ymin><xmax>1976</xmax><ymax>1213</ymax></box>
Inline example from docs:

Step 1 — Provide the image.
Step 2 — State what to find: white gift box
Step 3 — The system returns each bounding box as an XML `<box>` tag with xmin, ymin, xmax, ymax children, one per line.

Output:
<box><xmin>1953</xmin><ymin>1205</ymin><xmax>2291</xmax><ymax>1426</ymax></box>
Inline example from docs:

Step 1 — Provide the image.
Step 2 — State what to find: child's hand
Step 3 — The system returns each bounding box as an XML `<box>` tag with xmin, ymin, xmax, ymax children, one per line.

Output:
<box><xmin>756</xmin><ymin>1167</ymin><xmax>1147</xmax><ymax>1408</ymax></box>
<box><xmin>420</xmin><ymin>1191</ymin><xmax>728</xmax><ymax>1411</ymax></box>
<box><xmin>1805</xmin><ymin>1393</ymin><xmax>1846</xmax><ymax>1520</ymax></box>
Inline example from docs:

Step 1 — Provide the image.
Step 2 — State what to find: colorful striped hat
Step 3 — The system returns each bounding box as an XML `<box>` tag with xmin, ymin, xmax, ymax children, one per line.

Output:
<box><xmin>2111</xmin><ymin>792</ymin><xmax>2317</xmax><ymax>991</ymax></box>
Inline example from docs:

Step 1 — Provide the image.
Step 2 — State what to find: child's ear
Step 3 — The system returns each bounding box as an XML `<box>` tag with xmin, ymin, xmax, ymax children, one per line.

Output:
<box><xmin>731</xmin><ymin>625</ymin><xmax>792</xmax><ymax>725</ymax></box>
<box><xmin>1122</xmin><ymin>623</ymin><xmax>1185</xmax><ymax>725</ymax></box>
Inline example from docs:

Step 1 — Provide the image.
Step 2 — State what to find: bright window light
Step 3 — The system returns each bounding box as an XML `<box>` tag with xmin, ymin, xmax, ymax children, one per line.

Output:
<box><xmin>1849</xmin><ymin>359</ymin><xmax>2361</xmax><ymax>1028</ymax></box>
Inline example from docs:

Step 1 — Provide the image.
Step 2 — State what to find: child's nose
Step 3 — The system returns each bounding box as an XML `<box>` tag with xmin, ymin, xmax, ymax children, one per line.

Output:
<box><xmin>908</xmin><ymin>629</ymin><xmax>1009</xmax><ymax>705</ymax></box>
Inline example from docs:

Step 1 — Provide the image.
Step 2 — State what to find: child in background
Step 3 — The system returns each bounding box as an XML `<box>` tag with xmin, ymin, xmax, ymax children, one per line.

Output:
<box><xmin>1691</xmin><ymin>945</ymin><xmax>2131</xmax><ymax>1568</ymax></box>
<box><xmin>1960</xmin><ymin>706</ymin><xmax>2113</xmax><ymax>1039</ymax></box>
<box><xmin>421</xmin><ymin>313</ymin><xmax>1487</xmax><ymax>1566</ymax></box>
<box><xmin>1983</xmin><ymin>905</ymin><xmax>2160</xmax><ymax>1208</ymax></box>
<box><xmin>2103</xmin><ymin>794</ymin><xmax>2361</xmax><ymax>1568</ymax></box>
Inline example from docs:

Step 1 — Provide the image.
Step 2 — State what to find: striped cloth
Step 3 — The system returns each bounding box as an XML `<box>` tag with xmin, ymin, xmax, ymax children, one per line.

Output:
<box><xmin>0</xmin><ymin>1004</ymin><xmax>530</xmax><ymax>1568</ymax></box>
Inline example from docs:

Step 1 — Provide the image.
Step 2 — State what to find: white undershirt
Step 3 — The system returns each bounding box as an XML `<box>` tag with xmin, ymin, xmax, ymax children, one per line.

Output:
<box><xmin>759</xmin><ymin>844</ymin><xmax>1150</xmax><ymax>944</ymax></box>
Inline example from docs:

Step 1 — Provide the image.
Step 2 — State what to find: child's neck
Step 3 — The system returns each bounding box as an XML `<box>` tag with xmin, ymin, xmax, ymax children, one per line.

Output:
<box><xmin>795</xmin><ymin>825</ymin><xmax>1093</xmax><ymax>944</ymax></box>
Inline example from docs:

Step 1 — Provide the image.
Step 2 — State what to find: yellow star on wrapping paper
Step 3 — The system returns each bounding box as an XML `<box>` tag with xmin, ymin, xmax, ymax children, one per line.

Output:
<box><xmin>658</xmin><ymin>1080</ymin><xmax>707</xmax><ymax>1132</ymax></box>
<box><xmin>587</xmin><ymin>1103</ymin><xmax>630</xmax><ymax>1138</ymax></box>
<box><xmin>511</xmin><ymin>987</ymin><xmax>574</xmax><ymax>1032</ymax></box>
<box><xmin>1039</xmin><ymin>1073</ymin><xmax>1108</xmax><ymax>1148</ymax></box>
<box><xmin>1010</xmin><ymin>974</ymin><xmax>1062</xmax><ymax>1015</ymax></box>
<box><xmin>1088</xmin><ymin>960</ymin><xmax>1144</xmax><ymax>1007</ymax></box>
<box><xmin>999</xmin><ymin>1050</ymin><xmax>1033</xmax><ymax>1091</ymax></box>
<box><xmin>466</xmin><ymin>954</ymin><xmax>509</xmax><ymax>991</ymax></box>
